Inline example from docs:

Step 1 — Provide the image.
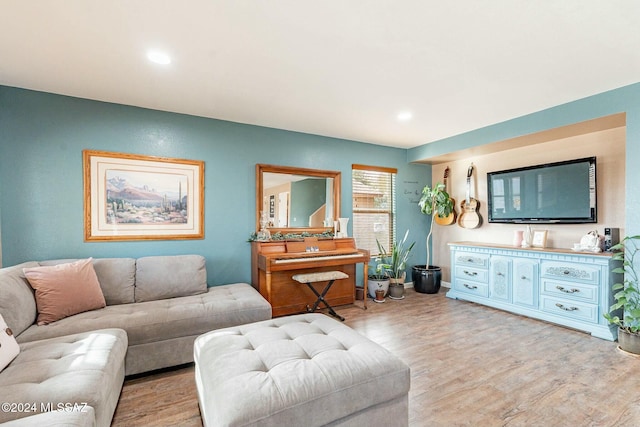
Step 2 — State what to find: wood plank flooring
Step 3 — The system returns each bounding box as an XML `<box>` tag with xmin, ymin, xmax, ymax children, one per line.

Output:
<box><xmin>112</xmin><ymin>289</ymin><xmax>640</xmax><ymax>427</ymax></box>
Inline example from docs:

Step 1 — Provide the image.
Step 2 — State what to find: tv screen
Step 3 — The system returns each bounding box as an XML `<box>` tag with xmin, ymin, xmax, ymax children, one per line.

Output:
<box><xmin>487</xmin><ymin>157</ymin><xmax>596</xmax><ymax>224</ymax></box>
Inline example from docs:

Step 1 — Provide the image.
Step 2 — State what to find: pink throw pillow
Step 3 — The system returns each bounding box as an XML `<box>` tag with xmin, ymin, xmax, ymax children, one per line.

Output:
<box><xmin>23</xmin><ymin>258</ymin><xmax>106</xmax><ymax>325</ymax></box>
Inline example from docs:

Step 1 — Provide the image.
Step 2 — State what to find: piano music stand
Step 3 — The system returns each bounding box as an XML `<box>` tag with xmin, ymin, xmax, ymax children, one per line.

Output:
<box><xmin>292</xmin><ymin>271</ymin><xmax>349</xmax><ymax>321</ymax></box>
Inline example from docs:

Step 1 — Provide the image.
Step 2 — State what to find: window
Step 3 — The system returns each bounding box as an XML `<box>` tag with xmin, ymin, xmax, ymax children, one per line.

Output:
<box><xmin>352</xmin><ymin>164</ymin><xmax>397</xmax><ymax>256</ymax></box>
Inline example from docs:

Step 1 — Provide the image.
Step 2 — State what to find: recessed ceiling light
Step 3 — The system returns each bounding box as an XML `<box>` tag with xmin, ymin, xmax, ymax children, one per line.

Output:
<box><xmin>397</xmin><ymin>111</ymin><xmax>413</xmax><ymax>122</ymax></box>
<box><xmin>147</xmin><ymin>50</ymin><xmax>171</xmax><ymax>65</ymax></box>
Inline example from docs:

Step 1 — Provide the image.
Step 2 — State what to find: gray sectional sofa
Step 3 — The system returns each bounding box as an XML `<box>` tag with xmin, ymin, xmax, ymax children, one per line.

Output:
<box><xmin>0</xmin><ymin>255</ymin><xmax>272</xmax><ymax>426</ymax></box>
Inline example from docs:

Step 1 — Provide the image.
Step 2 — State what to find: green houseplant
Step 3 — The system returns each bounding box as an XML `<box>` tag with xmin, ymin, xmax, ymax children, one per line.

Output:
<box><xmin>413</xmin><ymin>182</ymin><xmax>454</xmax><ymax>294</ymax></box>
<box><xmin>375</xmin><ymin>230</ymin><xmax>416</xmax><ymax>299</ymax></box>
<box><xmin>604</xmin><ymin>235</ymin><xmax>640</xmax><ymax>354</ymax></box>
<box><xmin>368</xmin><ymin>258</ymin><xmax>390</xmax><ymax>300</ymax></box>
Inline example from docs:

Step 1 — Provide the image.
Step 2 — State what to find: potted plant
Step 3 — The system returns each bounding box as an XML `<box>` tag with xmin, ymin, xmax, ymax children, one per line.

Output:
<box><xmin>368</xmin><ymin>262</ymin><xmax>390</xmax><ymax>300</ymax></box>
<box><xmin>413</xmin><ymin>182</ymin><xmax>454</xmax><ymax>294</ymax></box>
<box><xmin>604</xmin><ymin>235</ymin><xmax>640</xmax><ymax>354</ymax></box>
<box><xmin>375</xmin><ymin>230</ymin><xmax>415</xmax><ymax>299</ymax></box>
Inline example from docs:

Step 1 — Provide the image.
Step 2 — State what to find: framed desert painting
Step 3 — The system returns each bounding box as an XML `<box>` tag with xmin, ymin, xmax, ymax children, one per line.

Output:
<box><xmin>83</xmin><ymin>150</ymin><xmax>204</xmax><ymax>241</ymax></box>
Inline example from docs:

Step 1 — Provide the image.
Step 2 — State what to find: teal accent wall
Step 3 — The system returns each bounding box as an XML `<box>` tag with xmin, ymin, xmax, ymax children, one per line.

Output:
<box><xmin>3</xmin><ymin>82</ymin><xmax>637</xmax><ymax>283</ymax></box>
<box><xmin>409</xmin><ymin>82</ymin><xmax>640</xmax><ymax>236</ymax></box>
<box><xmin>0</xmin><ymin>86</ymin><xmax>431</xmax><ymax>284</ymax></box>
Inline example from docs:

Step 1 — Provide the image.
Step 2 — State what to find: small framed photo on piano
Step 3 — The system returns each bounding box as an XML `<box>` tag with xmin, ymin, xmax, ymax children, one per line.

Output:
<box><xmin>532</xmin><ymin>230</ymin><xmax>548</xmax><ymax>248</ymax></box>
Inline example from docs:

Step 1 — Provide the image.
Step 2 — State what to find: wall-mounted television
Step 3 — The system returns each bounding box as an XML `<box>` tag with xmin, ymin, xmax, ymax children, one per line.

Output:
<box><xmin>487</xmin><ymin>157</ymin><xmax>596</xmax><ymax>224</ymax></box>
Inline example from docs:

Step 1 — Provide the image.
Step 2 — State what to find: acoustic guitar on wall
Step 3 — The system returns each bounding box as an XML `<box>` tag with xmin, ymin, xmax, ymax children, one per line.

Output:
<box><xmin>458</xmin><ymin>163</ymin><xmax>482</xmax><ymax>229</ymax></box>
<box><xmin>434</xmin><ymin>167</ymin><xmax>457</xmax><ymax>226</ymax></box>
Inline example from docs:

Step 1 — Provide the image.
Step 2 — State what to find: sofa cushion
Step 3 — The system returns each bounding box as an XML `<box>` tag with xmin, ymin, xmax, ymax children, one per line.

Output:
<box><xmin>0</xmin><ymin>262</ymin><xmax>40</xmax><ymax>336</ymax></box>
<box><xmin>0</xmin><ymin>405</ymin><xmax>96</xmax><ymax>427</ymax></box>
<box><xmin>0</xmin><ymin>328</ymin><xmax>127</xmax><ymax>426</ymax></box>
<box><xmin>16</xmin><ymin>284</ymin><xmax>272</xmax><ymax>348</ymax></box>
<box><xmin>39</xmin><ymin>258</ymin><xmax>136</xmax><ymax>306</ymax></box>
<box><xmin>23</xmin><ymin>259</ymin><xmax>106</xmax><ymax>325</ymax></box>
<box><xmin>134</xmin><ymin>255</ymin><xmax>207</xmax><ymax>302</ymax></box>
<box><xmin>0</xmin><ymin>313</ymin><xmax>20</xmax><ymax>372</ymax></box>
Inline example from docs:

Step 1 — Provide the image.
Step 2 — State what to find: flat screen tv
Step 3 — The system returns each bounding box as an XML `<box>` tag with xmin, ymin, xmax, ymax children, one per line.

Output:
<box><xmin>487</xmin><ymin>157</ymin><xmax>596</xmax><ymax>224</ymax></box>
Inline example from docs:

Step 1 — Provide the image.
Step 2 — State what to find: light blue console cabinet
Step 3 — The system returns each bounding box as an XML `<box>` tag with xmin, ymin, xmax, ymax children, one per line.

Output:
<box><xmin>447</xmin><ymin>242</ymin><xmax>621</xmax><ymax>341</ymax></box>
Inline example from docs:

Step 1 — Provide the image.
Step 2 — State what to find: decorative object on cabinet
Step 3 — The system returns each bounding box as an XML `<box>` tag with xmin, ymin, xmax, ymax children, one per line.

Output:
<box><xmin>448</xmin><ymin>242</ymin><xmax>621</xmax><ymax>341</ymax></box>
<box><xmin>415</xmin><ymin>182</ymin><xmax>454</xmax><ymax>293</ymax></box>
<box><xmin>375</xmin><ymin>230</ymin><xmax>416</xmax><ymax>300</ymax></box>
<box><xmin>604</xmin><ymin>236</ymin><xmax>640</xmax><ymax>354</ymax></box>
<box><xmin>83</xmin><ymin>150</ymin><xmax>204</xmax><ymax>241</ymax></box>
<box><xmin>532</xmin><ymin>230</ymin><xmax>548</xmax><ymax>248</ymax></box>
<box><xmin>578</xmin><ymin>230</ymin><xmax>604</xmax><ymax>252</ymax></box>
<box><xmin>434</xmin><ymin>167</ymin><xmax>457</xmax><ymax>226</ymax></box>
<box><xmin>255</xmin><ymin>211</ymin><xmax>272</xmax><ymax>241</ymax></box>
<box><xmin>334</xmin><ymin>217</ymin><xmax>350</xmax><ymax>238</ymax></box>
<box><xmin>604</xmin><ymin>227</ymin><xmax>620</xmax><ymax>252</ymax></box>
<box><xmin>513</xmin><ymin>230</ymin><xmax>524</xmax><ymax>247</ymax></box>
<box><xmin>248</xmin><ymin>230</ymin><xmax>335</xmax><ymax>241</ymax></box>
<box><xmin>458</xmin><ymin>163</ymin><xmax>482</xmax><ymax>229</ymax></box>
<box><xmin>521</xmin><ymin>225</ymin><xmax>533</xmax><ymax>248</ymax></box>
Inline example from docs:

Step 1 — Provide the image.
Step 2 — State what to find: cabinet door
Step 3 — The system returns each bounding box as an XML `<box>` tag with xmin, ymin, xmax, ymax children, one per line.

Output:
<box><xmin>513</xmin><ymin>258</ymin><xmax>538</xmax><ymax>308</ymax></box>
<box><xmin>489</xmin><ymin>256</ymin><xmax>511</xmax><ymax>301</ymax></box>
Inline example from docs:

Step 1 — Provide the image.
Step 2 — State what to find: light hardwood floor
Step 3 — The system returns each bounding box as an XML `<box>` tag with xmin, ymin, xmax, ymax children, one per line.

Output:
<box><xmin>112</xmin><ymin>289</ymin><xmax>640</xmax><ymax>427</ymax></box>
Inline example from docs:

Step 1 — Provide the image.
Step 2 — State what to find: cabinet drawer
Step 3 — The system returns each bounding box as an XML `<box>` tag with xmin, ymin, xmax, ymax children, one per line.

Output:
<box><xmin>455</xmin><ymin>252</ymin><xmax>489</xmax><ymax>269</ymax></box>
<box><xmin>540</xmin><ymin>261</ymin><xmax>600</xmax><ymax>285</ymax></box>
<box><xmin>541</xmin><ymin>279</ymin><xmax>598</xmax><ymax>304</ymax></box>
<box><xmin>540</xmin><ymin>296</ymin><xmax>598</xmax><ymax>323</ymax></box>
<box><xmin>455</xmin><ymin>266</ymin><xmax>489</xmax><ymax>283</ymax></box>
<box><xmin>453</xmin><ymin>280</ymin><xmax>489</xmax><ymax>298</ymax></box>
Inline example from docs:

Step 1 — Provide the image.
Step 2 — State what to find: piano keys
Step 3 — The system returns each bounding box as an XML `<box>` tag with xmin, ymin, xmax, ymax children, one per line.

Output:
<box><xmin>251</xmin><ymin>237</ymin><xmax>370</xmax><ymax>317</ymax></box>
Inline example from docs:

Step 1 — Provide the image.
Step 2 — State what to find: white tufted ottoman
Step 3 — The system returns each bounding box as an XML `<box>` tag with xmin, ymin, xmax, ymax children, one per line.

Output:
<box><xmin>194</xmin><ymin>313</ymin><xmax>410</xmax><ymax>427</ymax></box>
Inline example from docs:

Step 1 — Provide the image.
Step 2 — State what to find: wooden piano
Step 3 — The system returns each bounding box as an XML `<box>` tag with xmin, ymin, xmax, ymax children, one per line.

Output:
<box><xmin>251</xmin><ymin>237</ymin><xmax>370</xmax><ymax>317</ymax></box>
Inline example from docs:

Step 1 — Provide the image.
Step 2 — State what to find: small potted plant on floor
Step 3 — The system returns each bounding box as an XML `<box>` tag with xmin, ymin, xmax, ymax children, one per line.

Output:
<box><xmin>604</xmin><ymin>235</ymin><xmax>640</xmax><ymax>354</ymax></box>
<box><xmin>368</xmin><ymin>259</ymin><xmax>390</xmax><ymax>300</ymax></box>
<box><xmin>413</xmin><ymin>182</ymin><xmax>454</xmax><ymax>294</ymax></box>
<box><xmin>376</xmin><ymin>230</ymin><xmax>415</xmax><ymax>299</ymax></box>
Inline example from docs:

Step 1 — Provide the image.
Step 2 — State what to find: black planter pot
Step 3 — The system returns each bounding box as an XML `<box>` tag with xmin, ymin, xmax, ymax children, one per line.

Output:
<box><xmin>412</xmin><ymin>265</ymin><xmax>442</xmax><ymax>294</ymax></box>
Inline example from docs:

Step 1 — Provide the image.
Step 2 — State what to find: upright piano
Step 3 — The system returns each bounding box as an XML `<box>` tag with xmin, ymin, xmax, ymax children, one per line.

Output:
<box><xmin>251</xmin><ymin>237</ymin><xmax>370</xmax><ymax>317</ymax></box>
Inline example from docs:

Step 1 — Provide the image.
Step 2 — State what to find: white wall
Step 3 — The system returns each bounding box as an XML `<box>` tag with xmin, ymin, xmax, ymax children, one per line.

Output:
<box><xmin>431</xmin><ymin>126</ymin><xmax>625</xmax><ymax>283</ymax></box>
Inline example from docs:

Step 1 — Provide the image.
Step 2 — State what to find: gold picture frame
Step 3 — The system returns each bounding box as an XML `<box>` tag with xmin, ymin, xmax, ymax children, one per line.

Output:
<box><xmin>532</xmin><ymin>230</ymin><xmax>548</xmax><ymax>248</ymax></box>
<box><xmin>83</xmin><ymin>150</ymin><xmax>204</xmax><ymax>241</ymax></box>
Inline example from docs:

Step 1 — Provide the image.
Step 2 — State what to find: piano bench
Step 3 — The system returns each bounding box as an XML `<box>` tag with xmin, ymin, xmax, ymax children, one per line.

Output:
<box><xmin>194</xmin><ymin>313</ymin><xmax>410</xmax><ymax>427</ymax></box>
<box><xmin>292</xmin><ymin>271</ymin><xmax>349</xmax><ymax>321</ymax></box>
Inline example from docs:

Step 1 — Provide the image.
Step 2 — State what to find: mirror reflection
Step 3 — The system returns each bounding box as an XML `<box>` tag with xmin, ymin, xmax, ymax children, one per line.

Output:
<box><xmin>262</xmin><ymin>173</ymin><xmax>334</xmax><ymax>228</ymax></box>
<box><xmin>256</xmin><ymin>164</ymin><xmax>341</xmax><ymax>234</ymax></box>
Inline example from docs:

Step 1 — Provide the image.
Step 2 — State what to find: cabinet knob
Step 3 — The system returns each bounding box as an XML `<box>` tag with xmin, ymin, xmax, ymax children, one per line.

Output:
<box><xmin>521</xmin><ymin>276</ymin><xmax>528</xmax><ymax>280</ymax></box>
<box><xmin>555</xmin><ymin>303</ymin><xmax>578</xmax><ymax>312</ymax></box>
<box><xmin>556</xmin><ymin>285</ymin><xmax>580</xmax><ymax>294</ymax></box>
<box><xmin>464</xmin><ymin>270</ymin><xmax>478</xmax><ymax>276</ymax></box>
<box><xmin>463</xmin><ymin>283</ymin><xmax>478</xmax><ymax>290</ymax></box>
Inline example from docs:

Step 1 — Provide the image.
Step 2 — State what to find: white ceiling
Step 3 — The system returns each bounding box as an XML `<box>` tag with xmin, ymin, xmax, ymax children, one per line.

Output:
<box><xmin>1</xmin><ymin>1</ymin><xmax>639</xmax><ymax>149</ymax></box>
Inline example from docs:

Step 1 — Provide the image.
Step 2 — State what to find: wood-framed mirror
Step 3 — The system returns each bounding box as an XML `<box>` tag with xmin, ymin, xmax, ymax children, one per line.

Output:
<box><xmin>256</xmin><ymin>164</ymin><xmax>341</xmax><ymax>236</ymax></box>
